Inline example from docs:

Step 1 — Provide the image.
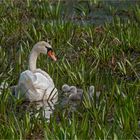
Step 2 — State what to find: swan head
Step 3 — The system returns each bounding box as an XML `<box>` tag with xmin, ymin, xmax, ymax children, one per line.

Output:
<box><xmin>33</xmin><ymin>41</ymin><xmax>57</xmax><ymax>61</ymax></box>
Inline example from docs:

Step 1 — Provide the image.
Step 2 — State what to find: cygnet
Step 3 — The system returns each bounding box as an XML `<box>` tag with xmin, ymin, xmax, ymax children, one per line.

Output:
<box><xmin>89</xmin><ymin>85</ymin><xmax>95</xmax><ymax>97</ymax></box>
<box><xmin>69</xmin><ymin>87</ymin><xmax>83</xmax><ymax>101</ymax></box>
<box><xmin>69</xmin><ymin>86</ymin><xmax>77</xmax><ymax>94</ymax></box>
<box><xmin>89</xmin><ymin>85</ymin><xmax>101</xmax><ymax>99</ymax></box>
<box><xmin>62</xmin><ymin>84</ymin><xmax>70</xmax><ymax>92</ymax></box>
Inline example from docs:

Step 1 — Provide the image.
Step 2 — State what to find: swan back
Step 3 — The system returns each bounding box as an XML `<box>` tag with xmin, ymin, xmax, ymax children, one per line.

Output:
<box><xmin>17</xmin><ymin>70</ymin><xmax>58</xmax><ymax>102</ymax></box>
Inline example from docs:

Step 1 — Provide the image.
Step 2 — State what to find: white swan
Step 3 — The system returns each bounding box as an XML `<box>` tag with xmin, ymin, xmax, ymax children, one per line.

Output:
<box><xmin>16</xmin><ymin>41</ymin><xmax>58</xmax><ymax>102</ymax></box>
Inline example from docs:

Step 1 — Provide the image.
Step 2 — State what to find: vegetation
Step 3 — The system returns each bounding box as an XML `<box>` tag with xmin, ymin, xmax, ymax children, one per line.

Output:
<box><xmin>0</xmin><ymin>0</ymin><xmax>140</xmax><ymax>139</ymax></box>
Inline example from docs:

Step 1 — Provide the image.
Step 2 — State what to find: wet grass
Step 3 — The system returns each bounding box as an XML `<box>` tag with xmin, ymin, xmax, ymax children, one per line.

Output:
<box><xmin>0</xmin><ymin>1</ymin><xmax>140</xmax><ymax>139</ymax></box>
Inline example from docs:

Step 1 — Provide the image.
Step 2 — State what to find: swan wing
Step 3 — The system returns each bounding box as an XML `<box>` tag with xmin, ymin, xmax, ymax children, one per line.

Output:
<box><xmin>34</xmin><ymin>69</ymin><xmax>54</xmax><ymax>84</ymax></box>
<box><xmin>34</xmin><ymin>72</ymin><xmax>58</xmax><ymax>101</ymax></box>
<box><xmin>16</xmin><ymin>70</ymin><xmax>39</xmax><ymax>100</ymax></box>
<box><xmin>17</xmin><ymin>70</ymin><xmax>58</xmax><ymax>101</ymax></box>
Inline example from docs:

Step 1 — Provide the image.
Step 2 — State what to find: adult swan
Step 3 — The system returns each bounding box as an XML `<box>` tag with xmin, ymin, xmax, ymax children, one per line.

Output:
<box><xmin>16</xmin><ymin>41</ymin><xmax>58</xmax><ymax>102</ymax></box>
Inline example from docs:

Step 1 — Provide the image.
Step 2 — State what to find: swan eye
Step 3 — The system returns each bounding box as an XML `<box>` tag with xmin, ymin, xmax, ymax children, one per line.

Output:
<box><xmin>46</xmin><ymin>46</ymin><xmax>53</xmax><ymax>53</ymax></box>
<box><xmin>48</xmin><ymin>48</ymin><xmax>52</xmax><ymax>51</ymax></box>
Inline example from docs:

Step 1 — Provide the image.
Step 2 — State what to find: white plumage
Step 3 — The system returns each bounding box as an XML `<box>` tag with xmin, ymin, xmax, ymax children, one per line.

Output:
<box><xmin>16</xmin><ymin>41</ymin><xmax>58</xmax><ymax>102</ymax></box>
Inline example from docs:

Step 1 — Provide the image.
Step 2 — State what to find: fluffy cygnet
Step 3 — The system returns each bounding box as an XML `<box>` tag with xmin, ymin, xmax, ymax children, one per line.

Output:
<box><xmin>96</xmin><ymin>91</ymin><xmax>101</xmax><ymax>98</ymax></box>
<box><xmin>89</xmin><ymin>85</ymin><xmax>101</xmax><ymax>99</ymax></box>
<box><xmin>69</xmin><ymin>86</ymin><xmax>77</xmax><ymax>94</ymax></box>
<box><xmin>69</xmin><ymin>87</ymin><xmax>83</xmax><ymax>101</ymax></box>
<box><xmin>66</xmin><ymin>86</ymin><xmax>77</xmax><ymax>96</ymax></box>
<box><xmin>89</xmin><ymin>85</ymin><xmax>95</xmax><ymax>97</ymax></box>
<box><xmin>77</xmin><ymin>88</ymin><xmax>83</xmax><ymax>94</ymax></box>
<box><xmin>62</xmin><ymin>84</ymin><xmax>83</xmax><ymax>101</ymax></box>
<box><xmin>62</xmin><ymin>84</ymin><xmax>70</xmax><ymax>92</ymax></box>
<box><xmin>62</xmin><ymin>85</ymin><xmax>77</xmax><ymax>96</ymax></box>
<box><xmin>69</xmin><ymin>93</ymin><xmax>82</xmax><ymax>101</ymax></box>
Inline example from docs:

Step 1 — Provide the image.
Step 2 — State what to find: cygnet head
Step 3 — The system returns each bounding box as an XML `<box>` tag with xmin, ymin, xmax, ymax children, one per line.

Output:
<box><xmin>62</xmin><ymin>84</ymin><xmax>70</xmax><ymax>92</ymax></box>
<box><xmin>69</xmin><ymin>86</ymin><xmax>77</xmax><ymax>94</ymax></box>
<box><xmin>33</xmin><ymin>41</ymin><xmax>57</xmax><ymax>61</ymax></box>
<box><xmin>89</xmin><ymin>85</ymin><xmax>95</xmax><ymax>97</ymax></box>
<box><xmin>89</xmin><ymin>86</ymin><xmax>94</xmax><ymax>92</ymax></box>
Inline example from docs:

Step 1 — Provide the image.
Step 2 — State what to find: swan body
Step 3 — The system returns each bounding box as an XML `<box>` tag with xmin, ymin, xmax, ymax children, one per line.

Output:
<box><xmin>16</xmin><ymin>41</ymin><xmax>58</xmax><ymax>102</ymax></box>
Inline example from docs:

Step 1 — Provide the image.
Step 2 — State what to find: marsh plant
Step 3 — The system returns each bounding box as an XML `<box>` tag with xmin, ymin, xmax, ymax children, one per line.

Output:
<box><xmin>0</xmin><ymin>1</ymin><xmax>140</xmax><ymax>139</ymax></box>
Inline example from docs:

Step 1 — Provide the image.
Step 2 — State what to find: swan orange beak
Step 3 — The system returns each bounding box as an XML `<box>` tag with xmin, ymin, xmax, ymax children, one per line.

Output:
<box><xmin>48</xmin><ymin>51</ymin><xmax>57</xmax><ymax>61</ymax></box>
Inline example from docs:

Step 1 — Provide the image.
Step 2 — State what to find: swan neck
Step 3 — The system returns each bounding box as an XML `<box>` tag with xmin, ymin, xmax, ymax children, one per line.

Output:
<box><xmin>29</xmin><ymin>49</ymin><xmax>39</xmax><ymax>72</ymax></box>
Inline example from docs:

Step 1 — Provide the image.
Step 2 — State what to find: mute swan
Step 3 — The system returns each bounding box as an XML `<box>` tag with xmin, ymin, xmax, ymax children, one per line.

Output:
<box><xmin>16</xmin><ymin>41</ymin><xmax>58</xmax><ymax>102</ymax></box>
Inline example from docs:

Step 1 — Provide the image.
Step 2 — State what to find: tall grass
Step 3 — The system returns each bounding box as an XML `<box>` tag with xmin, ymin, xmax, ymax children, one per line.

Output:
<box><xmin>0</xmin><ymin>1</ymin><xmax>140</xmax><ymax>139</ymax></box>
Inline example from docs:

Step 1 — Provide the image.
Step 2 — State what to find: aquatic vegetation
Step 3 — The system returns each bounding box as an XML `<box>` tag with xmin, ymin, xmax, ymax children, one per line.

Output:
<box><xmin>0</xmin><ymin>1</ymin><xmax>140</xmax><ymax>139</ymax></box>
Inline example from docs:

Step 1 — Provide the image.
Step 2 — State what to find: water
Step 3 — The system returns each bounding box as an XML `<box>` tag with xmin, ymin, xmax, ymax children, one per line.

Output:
<box><xmin>19</xmin><ymin>92</ymin><xmax>83</xmax><ymax>121</ymax></box>
<box><xmin>34</xmin><ymin>99</ymin><xmax>57</xmax><ymax>120</ymax></box>
<box><xmin>63</xmin><ymin>0</ymin><xmax>140</xmax><ymax>25</ymax></box>
<box><xmin>20</xmin><ymin>99</ymin><xmax>58</xmax><ymax>121</ymax></box>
